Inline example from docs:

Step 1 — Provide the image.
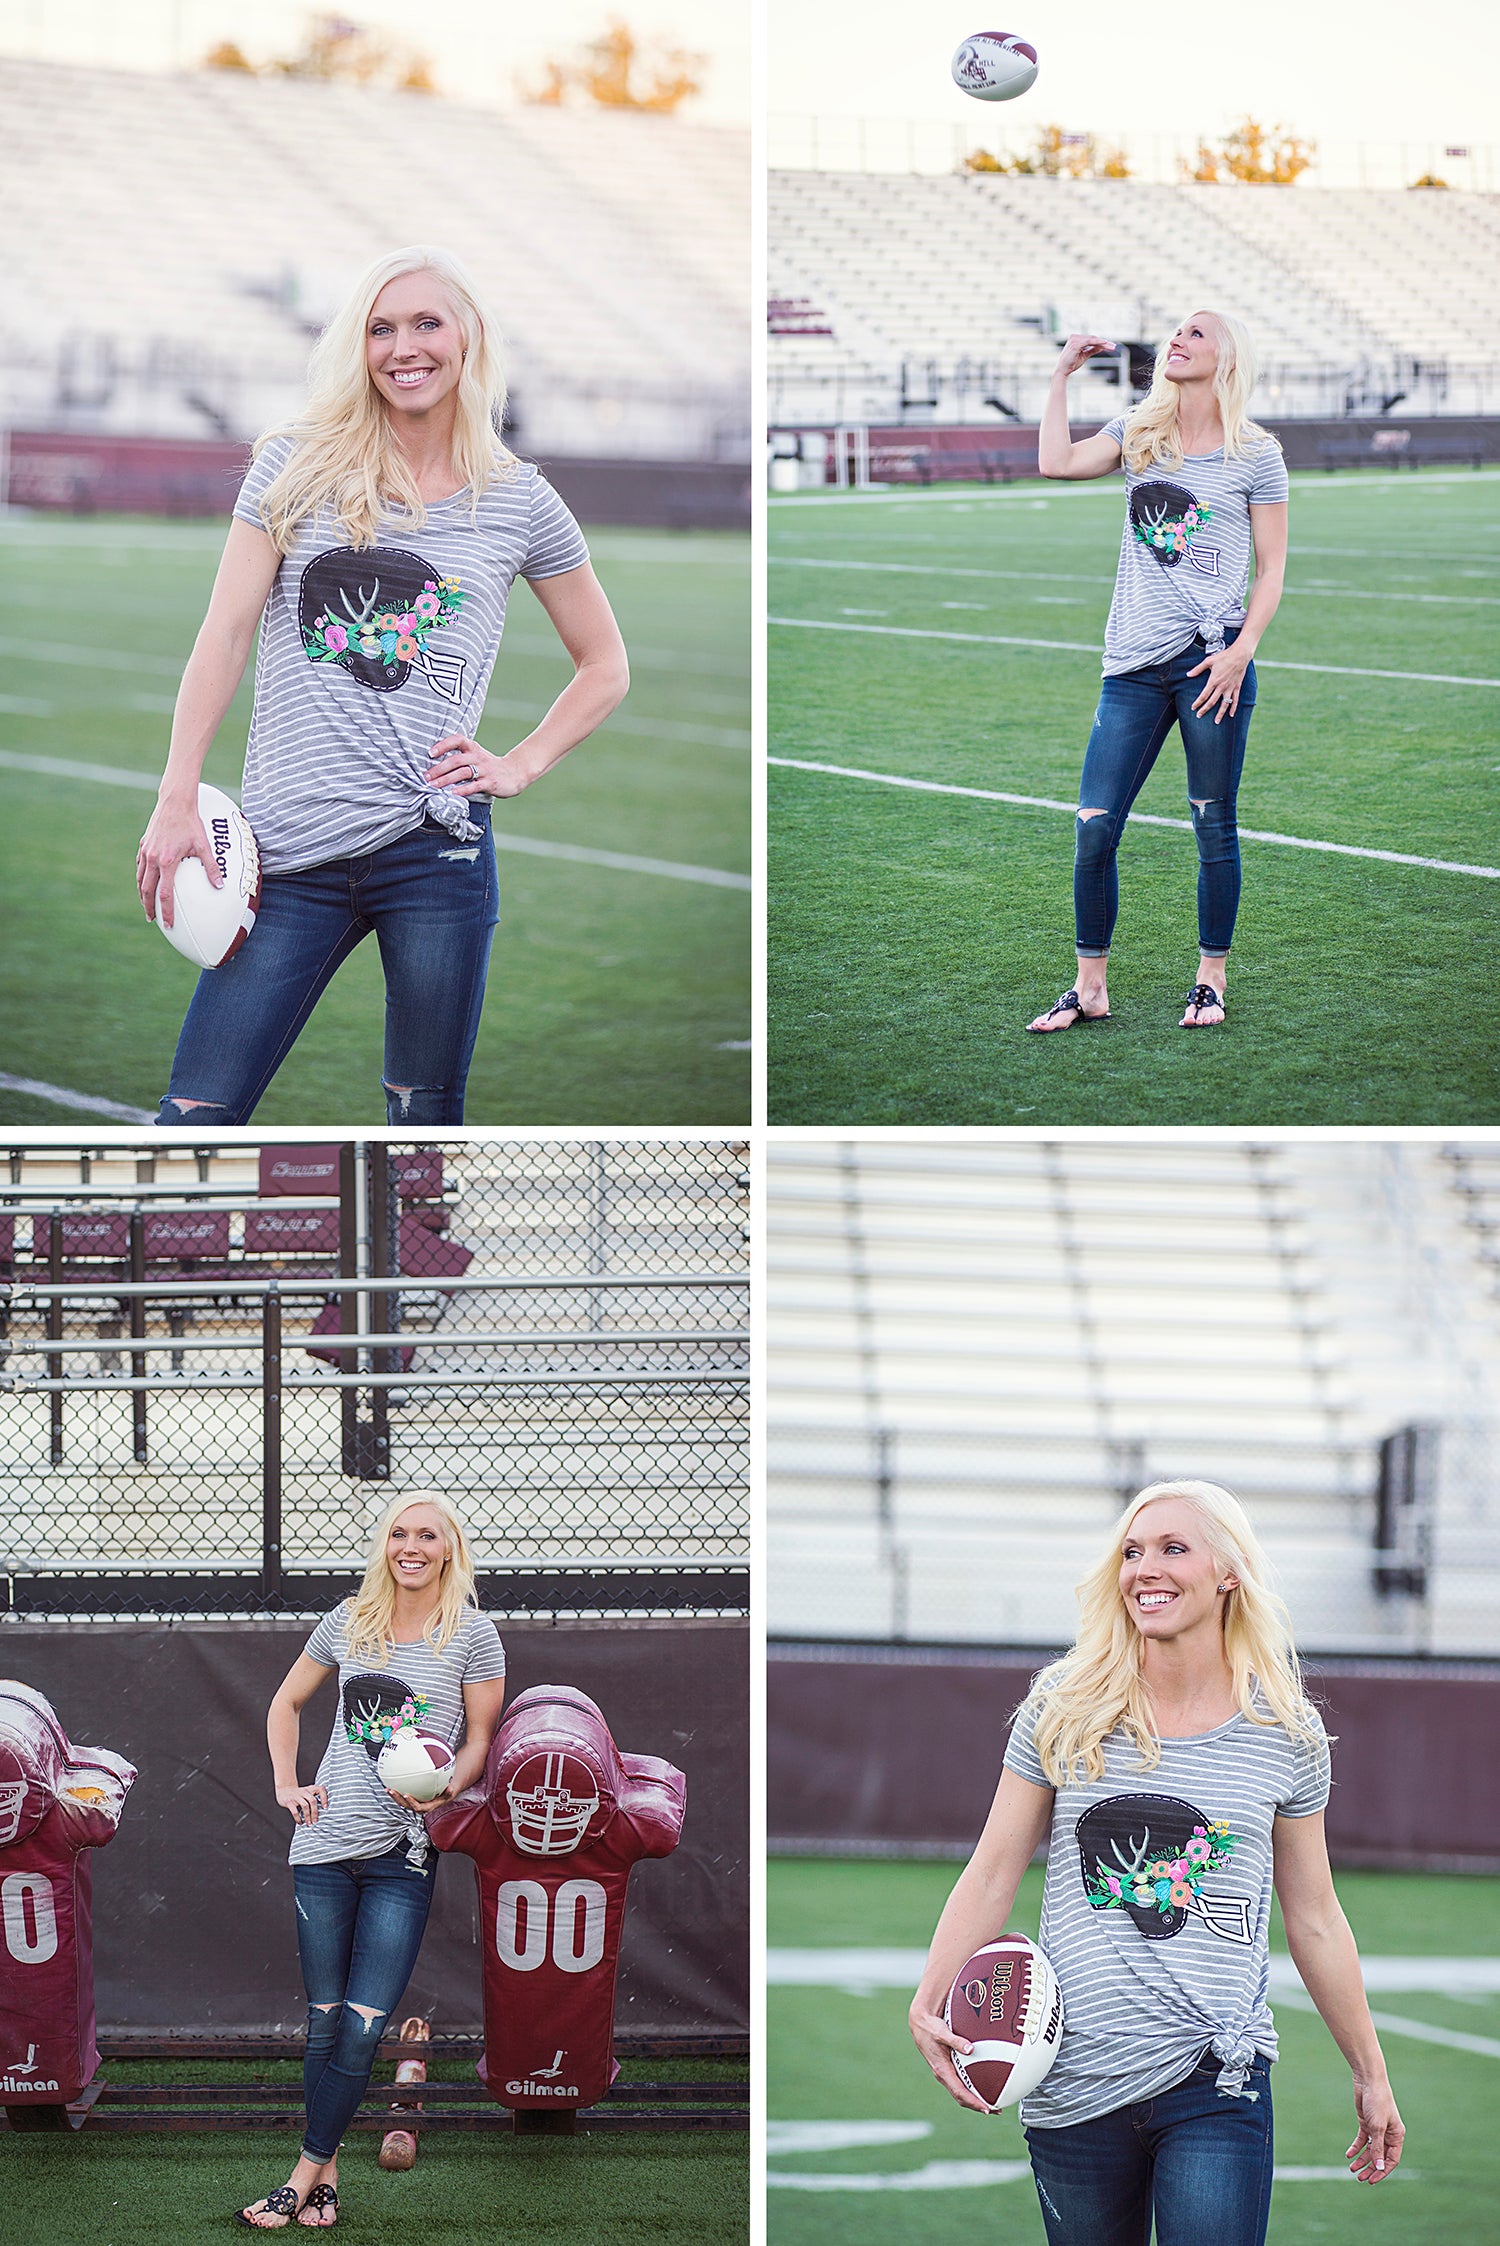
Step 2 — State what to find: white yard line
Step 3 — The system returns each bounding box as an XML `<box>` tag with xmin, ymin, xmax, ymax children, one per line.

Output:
<box><xmin>772</xmin><ymin>556</ymin><xmax>1500</xmax><ymax>608</ymax></box>
<box><xmin>769</xmin><ymin>756</ymin><xmax>1500</xmax><ymax>880</ymax></box>
<box><xmin>0</xmin><ymin>1073</ymin><xmax>154</xmax><ymax>1123</ymax></box>
<box><xmin>769</xmin><ymin>613</ymin><xmax>1500</xmax><ymax>689</ymax></box>
<box><xmin>0</xmin><ymin>751</ymin><xmax>750</xmax><ymax>888</ymax></box>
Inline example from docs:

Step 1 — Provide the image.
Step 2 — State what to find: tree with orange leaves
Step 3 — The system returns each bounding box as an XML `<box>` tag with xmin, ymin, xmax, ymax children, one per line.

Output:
<box><xmin>1183</xmin><ymin>117</ymin><xmax>1316</xmax><ymax>185</ymax></box>
<box><xmin>521</xmin><ymin>19</ymin><xmax>705</xmax><ymax>113</ymax></box>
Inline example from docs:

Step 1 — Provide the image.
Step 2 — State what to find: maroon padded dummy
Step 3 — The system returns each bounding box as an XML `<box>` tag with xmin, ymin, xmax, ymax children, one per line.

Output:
<box><xmin>428</xmin><ymin>1684</ymin><xmax>685</xmax><ymax>2111</ymax></box>
<box><xmin>0</xmin><ymin>1682</ymin><xmax>136</xmax><ymax>2114</ymax></box>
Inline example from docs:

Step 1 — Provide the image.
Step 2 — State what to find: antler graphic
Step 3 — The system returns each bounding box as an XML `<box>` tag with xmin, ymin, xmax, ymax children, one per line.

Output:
<box><xmin>1106</xmin><ymin>1830</ymin><xmax>1152</xmax><ymax>1879</ymax></box>
<box><xmin>333</xmin><ymin>580</ymin><xmax>383</xmax><ymax>632</ymax></box>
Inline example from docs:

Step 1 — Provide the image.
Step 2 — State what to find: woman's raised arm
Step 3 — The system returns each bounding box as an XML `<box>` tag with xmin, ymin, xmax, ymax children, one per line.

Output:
<box><xmin>137</xmin><ymin>515</ymin><xmax>282</xmax><ymax>926</ymax></box>
<box><xmin>909</xmin><ymin>1767</ymin><xmax>1055</xmax><ymax>2110</ymax></box>
<box><xmin>1038</xmin><ymin>335</ymin><xmax>1126</xmax><ymax>480</ymax></box>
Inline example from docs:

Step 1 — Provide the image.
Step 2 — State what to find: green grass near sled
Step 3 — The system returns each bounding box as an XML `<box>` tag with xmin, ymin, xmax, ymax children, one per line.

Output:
<box><xmin>0</xmin><ymin>519</ymin><xmax>749</xmax><ymax>1125</ymax></box>
<box><xmin>769</xmin><ymin>470</ymin><xmax>1500</xmax><ymax>1124</ymax></box>
<box><xmin>769</xmin><ymin>1855</ymin><xmax>1500</xmax><ymax>2246</ymax></box>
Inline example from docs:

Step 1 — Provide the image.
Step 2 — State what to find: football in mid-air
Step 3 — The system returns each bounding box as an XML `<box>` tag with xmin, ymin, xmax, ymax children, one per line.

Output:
<box><xmin>951</xmin><ymin>31</ymin><xmax>1039</xmax><ymax>102</ymax></box>
<box><xmin>377</xmin><ymin>1726</ymin><xmax>456</xmax><ymax>1803</ymax></box>
<box><xmin>154</xmin><ymin>781</ymin><xmax>260</xmax><ymax>969</ymax></box>
<box><xmin>944</xmin><ymin>1931</ymin><xmax>1063</xmax><ymax>2109</ymax></box>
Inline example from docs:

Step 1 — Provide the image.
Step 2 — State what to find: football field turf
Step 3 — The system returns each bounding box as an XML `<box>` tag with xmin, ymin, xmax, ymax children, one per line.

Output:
<box><xmin>769</xmin><ymin>1855</ymin><xmax>1500</xmax><ymax>2246</ymax></box>
<box><xmin>769</xmin><ymin>468</ymin><xmax>1500</xmax><ymax>1124</ymax></box>
<box><xmin>0</xmin><ymin>514</ymin><xmax>749</xmax><ymax>1127</ymax></box>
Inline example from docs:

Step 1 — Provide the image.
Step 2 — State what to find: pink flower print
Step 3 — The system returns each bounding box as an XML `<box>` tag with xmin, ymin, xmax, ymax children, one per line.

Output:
<box><xmin>324</xmin><ymin>623</ymin><xmax>348</xmax><ymax>652</ymax></box>
<box><xmin>1186</xmin><ymin>1836</ymin><xmax>1211</xmax><ymax>1866</ymax></box>
<box><xmin>396</xmin><ymin>635</ymin><xmax>419</xmax><ymax>659</ymax></box>
<box><xmin>1167</xmin><ymin>1859</ymin><xmax>1189</xmax><ymax>1881</ymax></box>
<box><xmin>1169</xmin><ymin>1881</ymin><xmax>1194</xmax><ymax>1907</ymax></box>
<box><xmin>414</xmin><ymin>592</ymin><xmax>441</xmax><ymax>620</ymax></box>
<box><xmin>395</xmin><ymin>613</ymin><xmax>417</xmax><ymax>634</ymax></box>
<box><xmin>1105</xmin><ymin>1874</ymin><xmax>1122</xmax><ymax>1897</ymax></box>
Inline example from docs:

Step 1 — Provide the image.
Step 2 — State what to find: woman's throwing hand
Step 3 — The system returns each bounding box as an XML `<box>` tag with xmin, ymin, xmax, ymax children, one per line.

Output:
<box><xmin>1346</xmin><ymin>2074</ymin><xmax>1405</xmax><ymax>2183</ymax></box>
<box><xmin>1187</xmin><ymin>640</ymin><xmax>1253</xmax><ymax>723</ymax></box>
<box><xmin>426</xmin><ymin>735</ymin><xmax>529</xmax><ymax>800</ymax></box>
<box><xmin>909</xmin><ymin>1998</ymin><xmax>993</xmax><ymax>2114</ymax></box>
<box><xmin>137</xmin><ymin>797</ymin><xmax>221</xmax><ymax>927</ymax></box>
<box><xmin>277</xmin><ymin>1783</ymin><xmax>329</xmax><ymax>1827</ymax></box>
<box><xmin>1054</xmin><ymin>334</ymin><xmax>1118</xmax><ymax>377</ymax></box>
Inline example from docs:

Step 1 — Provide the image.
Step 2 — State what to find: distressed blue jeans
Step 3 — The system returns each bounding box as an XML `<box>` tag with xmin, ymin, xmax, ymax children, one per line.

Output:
<box><xmin>157</xmin><ymin>811</ymin><xmax>499</xmax><ymax>1126</ymax></box>
<box><xmin>1074</xmin><ymin>631</ymin><xmax>1256</xmax><ymax>959</ymax></box>
<box><xmin>292</xmin><ymin>1845</ymin><xmax>435</xmax><ymax>2164</ymax></box>
<box><xmin>1024</xmin><ymin>2049</ymin><xmax>1274</xmax><ymax>2246</ymax></box>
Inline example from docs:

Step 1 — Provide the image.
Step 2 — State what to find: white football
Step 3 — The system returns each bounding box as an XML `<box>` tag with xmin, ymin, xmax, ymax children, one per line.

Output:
<box><xmin>944</xmin><ymin>1933</ymin><xmax>1064</xmax><ymax>2110</ymax></box>
<box><xmin>377</xmin><ymin>1726</ymin><xmax>456</xmax><ymax>1803</ymax></box>
<box><xmin>154</xmin><ymin>782</ymin><xmax>261</xmax><ymax>969</ymax></box>
<box><xmin>951</xmin><ymin>31</ymin><xmax>1039</xmax><ymax>102</ymax></box>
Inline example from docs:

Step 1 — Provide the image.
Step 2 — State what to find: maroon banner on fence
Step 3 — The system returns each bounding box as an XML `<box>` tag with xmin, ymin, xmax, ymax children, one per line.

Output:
<box><xmin>141</xmin><ymin>1209</ymin><xmax>231</xmax><ymax>1259</ymax></box>
<box><xmin>259</xmin><ymin>1146</ymin><xmax>341</xmax><ymax>1198</ymax></box>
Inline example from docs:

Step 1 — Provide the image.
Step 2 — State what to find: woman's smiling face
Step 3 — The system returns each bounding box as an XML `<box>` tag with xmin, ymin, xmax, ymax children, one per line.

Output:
<box><xmin>1119</xmin><ymin>1500</ymin><xmax>1235</xmax><ymax>1640</ymax></box>
<box><xmin>1163</xmin><ymin>312</ymin><xmax>1220</xmax><ymax>386</ymax></box>
<box><xmin>386</xmin><ymin>1503</ymin><xmax>449</xmax><ymax>1593</ymax></box>
<box><xmin>366</xmin><ymin>271</ymin><xmax>466</xmax><ymax>419</ymax></box>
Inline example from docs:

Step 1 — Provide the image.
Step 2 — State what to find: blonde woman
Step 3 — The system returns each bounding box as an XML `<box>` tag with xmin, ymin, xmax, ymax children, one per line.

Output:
<box><xmin>137</xmin><ymin>244</ymin><xmax>629</xmax><ymax>1125</ymax></box>
<box><xmin>1026</xmin><ymin>314</ymin><xmax>1288</xmax><ymax>1035</ymax></box>
<box><xmin>236</xmin><ymin>1493</ymin><xmax>506</xmax><ymax>2230</ymax></box>
<box><xmin>909</xmin><ymin>1481</ymin><xmax>1403</xmax><ymax>2246</ymax></box>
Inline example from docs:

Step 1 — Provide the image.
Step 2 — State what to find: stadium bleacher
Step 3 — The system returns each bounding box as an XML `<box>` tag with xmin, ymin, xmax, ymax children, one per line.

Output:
<box><xmin>0</xmin><ymin>58</ymin><xmax>748</xmax><ymax>460</ymax></box>
<box><xmin>767</xmin><ymin>1142</ymin><xmax>1500</xmax><ymax>1655</ymax></box>
<box><xmin>769</xmin><ymin>170</ymin><xmax>1500</xmax><ymax>430</ymax></box>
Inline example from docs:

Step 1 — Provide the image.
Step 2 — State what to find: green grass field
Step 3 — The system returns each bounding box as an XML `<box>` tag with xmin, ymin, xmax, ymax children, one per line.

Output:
<box><xmin>2</xmin><ymin>2057</ymin><xmax>747</xmax><ymax>2244</ymax></box>
<box><xmin>0</xmin><ymin>515</ymin><xmax>749</xmax><ymax>1127</ymax></box>
<box><xmin>769</xmin><ymin>468</ymin><xmax>1500</xmax><ymax>1123</ymax></box>
<box><xmin>769</xmin><ymin>1856</ymin><xmax>1500</xmax><ymax>2245</ymax></box>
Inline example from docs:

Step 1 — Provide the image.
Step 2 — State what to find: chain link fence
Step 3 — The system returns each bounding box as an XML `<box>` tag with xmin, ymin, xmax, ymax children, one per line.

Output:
<box><xmin>1</xmin><ymin>1139</ymin><xmax>748</xmax><ymax>1621</ymax></box>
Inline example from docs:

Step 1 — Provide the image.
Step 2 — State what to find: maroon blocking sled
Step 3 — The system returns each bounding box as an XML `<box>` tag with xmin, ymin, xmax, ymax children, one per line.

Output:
<box><xmin>427</xmin><ymin>1685</ymin><xmax>686</xmax><ymax>2110</ymax></box>
<box><xmin>0</xmin><ymin>1683</ymin><xmax>136</xmax><ymax>2123</ymax></box>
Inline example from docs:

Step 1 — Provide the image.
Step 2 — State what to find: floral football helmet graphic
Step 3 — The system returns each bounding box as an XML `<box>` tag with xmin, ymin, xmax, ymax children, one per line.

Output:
<box><xmin>342</xmin><ymin>1672</ymin><xmax>430</xmax><ymax>1759</ymax></box>
<box><xmin>1076</xmin><ymin>1793</ymin><xmax>1252</xmax><ymax>1944</ymax></box>
<box><xmin>505</xmin><ymin>1749</ymin><xmax>606</xmax><ymax>1856</ymax></box>
<box><xmin>1129</xmin><ymin>481</ymin><xmax>1219</xmax><ymax>574</ymax></box>
<box><xmin>299</xmin><ymin>545</ymin><xmax>468</xmax><ymax>702</ymax></box>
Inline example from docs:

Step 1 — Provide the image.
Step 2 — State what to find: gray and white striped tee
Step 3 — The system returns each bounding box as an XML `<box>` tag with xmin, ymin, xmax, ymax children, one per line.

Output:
<box><xmin>288</xmin><ymin>1603</ymin><xmax>506</xmax><ymax>1872</ymax></box>
<box><xmin>1003</xmin><ymin>1687</ymin><xmax>1329</xmax><ymax>2129</ymax></box>
<box><xmin>1098</xmin><ymin>415</ymin><xmax>1289</xmax><ymax>677</ymax></box>
<box><xmin>233</xmin><ymin>439</ymin><xmax>590</xmax><ymax>874</ymax></box>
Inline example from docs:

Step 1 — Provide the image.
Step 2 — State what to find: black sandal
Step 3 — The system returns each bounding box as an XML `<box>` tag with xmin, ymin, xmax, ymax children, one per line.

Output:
<box><xmin>234</xmin><ymin>2186</ymin><xmax>304</xmax><ymax>2230</ymax></box>
<box><xmin>1181</xmin><ymin>983</ymin><xmax>1226</xmax><ymax>1024</ymax></box>
<box><xmin>1026</xmin><ymin>988</ymin><xmax>1110</xmax><ymax>1033</ymax></box>
<box><xmin>299</xmin><ymin>2184</ymin><xmax>339</xmax><ymax>2228</ymax></box>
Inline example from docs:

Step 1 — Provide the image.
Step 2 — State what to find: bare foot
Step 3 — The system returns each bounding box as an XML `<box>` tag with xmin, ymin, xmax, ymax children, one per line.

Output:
<box><xmin>1180</xmin><ymin>981</ymin><xmax>1226</xmax><ymax>1027</ymax></box>
<box><xmin>1027</xmin><ymin>987</ymin><xmax>1110</xmax><ymax>1033</ymax></box>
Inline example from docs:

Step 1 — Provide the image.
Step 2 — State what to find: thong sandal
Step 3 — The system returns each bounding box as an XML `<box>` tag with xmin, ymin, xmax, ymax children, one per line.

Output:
<box><xmin>1026</xmin><ymin>987</ymin><xmax>1111</xmax><ymax>1033</ymax></box>
<box><xmin>298</xmin><ymin>2185</ymin><xmax>339</xmax><ymax>2229</ymax></box>
<box><xmin>1180</xmin><ymin>982</ymin><xmax>1227</xmax><ymax>1025</ymax></box>
<box><xmin>234</xmin><ymin>2186</ymin><xmax>304</xmax><ymax>2230</ymax></box>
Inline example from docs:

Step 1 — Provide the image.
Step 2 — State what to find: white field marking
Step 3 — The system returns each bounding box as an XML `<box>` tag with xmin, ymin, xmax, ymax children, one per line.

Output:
<box><xmin>772</xmin><ymin>556</ymin><xmax>1500</xmax><ymax>608</ymax></box>
<box><xmin>769</xmin><ymin>614</ymin><xmax>1500</xmax><ymax>690</ymax></box>
<box><xmin>0</xmin><ymin>1073</ymin><xmax>154</xmax><ymax>1124</ymax></box>
<box><xmin>766</xmin><ymin>1948</ymin><xmax>1500</xmax><ymax>1997</ymax></box>
<box><xmin>0</xmin><ymin>694</ymin><xmax>53</xmax><ymax>715</ymax></box>
<box><xmin>0</xmin><ymin>751</ymin><xmax>750</xmax><ymax>888</ymax></box>
<box><xmin>765</xmin><ymin>2124</ymin><xmax>1418</xmax><ymax>2192</ymax></box>
<box><xmin>769</xmin><ymin>468</ymin><xmax>1500</xmax><ymax>510</ymax></box>
<box><xmin>1273</xmin><ymin>1985</ymin><xmax>1500</xmax><ymax>2061</ymax></box>
<box><xmin>717</xmin><ymin>1039</ymin><xmax>753</xmax><ymax>1049</ymax></box>
<box><xmin>768</xmin><ymin>757</ymin><xmax>1500</xmax><ymax>881</ymax></box>
<box><xmin>131</xmin><ymin>693</ymin><xmax>178</xmax><ymax>715</ymax></box>
<box><xmin>482</xmin><ymin>697</ymin><xmax>749</xmax><ymax>750</ymax></box>
<box><xmin>500</xmin><ymin>632</ymin><xmax>748</xmax><ymax>681</ymax></box>
<box><xmin>0</xmin><ymin>523</ymin><xmax>749</xmax><ymax>563</ymax></box>
<box><xmin>0</xmin><ymin>633</ymin><xmax>182</xmax><ymax>676</ymax></box>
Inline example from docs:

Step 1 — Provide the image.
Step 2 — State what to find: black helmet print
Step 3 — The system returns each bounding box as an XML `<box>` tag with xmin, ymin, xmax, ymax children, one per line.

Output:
<box><xmin>1075</xmin><ymin>1793</ymin><xmax>1252</xmax><ymax>1944</ymax></box>
<box><xmin>1129</xmin><ymin>481</ymin><xmax>1217</xmax><ymax>571</ymax></box>
<box><xmin>300</xmin><ymin>545</ymin><xmax>468</xmax><ymax>702</ymax></box>
<box><xmin>341</xmin><ymin>1672</ymin><xmax>430</xmax><ymax>1759</ymax></box>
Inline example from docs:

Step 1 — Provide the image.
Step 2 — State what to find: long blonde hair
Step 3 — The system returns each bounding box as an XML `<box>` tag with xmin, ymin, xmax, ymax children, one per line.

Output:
<box><xmin>342</xmin><ymin>1489</ymin><xmax>480</xmax><ymax>1666</ymax></box>
<box><xmin>1028</xmin><ymin>1479</ymin><xmax>1325</xmax><ymax>1787</ymax></box>
<box><xmin>1121</xmin><ymin>310</ymin><xmax>1274</xmax><ymax>474</ymax></box>
<box><xmin>251</xmin><ymin>244</ymin><xmax>516</xmax><ymax>551</ymax></box>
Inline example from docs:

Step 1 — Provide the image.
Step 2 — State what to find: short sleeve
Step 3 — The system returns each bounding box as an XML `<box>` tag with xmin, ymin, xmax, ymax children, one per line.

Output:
<box><xmin>1101</xmin><ymin>415</ymin><xmax>1127</xmax><ymax>447</ymax></box>
<box><xmin>1276</xmin><ymin>1707</ymin><xmax>1331</xmax><ymax>1817</ymax></box>
<box><xmin>1002</xmin><ymin>1691</ymin><xmax>1052</xmax><ymax>1790</ymax></box>
<box><xmin>461</xmin><ymin>1613</ymin><xmax>507</xmax><ymax>1681</ymax></box>
<box><xmin>303</xmin><ymin>1605</ymin><xmax>347</xmax><ymax>1668</ymax></box>
<box><xmin>232</xmin><ymin>435</ymin><xmax>296</xmax><ymax>530</ymax></box>
<box><xmin>1249</xmin><ymin>437</ymin><xmax>1289</xmax><ymax>506</ymax></box>
<box><xmin>520</xmin><ymin>471</ymin><xmax>590</xmax><ymax>580</ymax></box>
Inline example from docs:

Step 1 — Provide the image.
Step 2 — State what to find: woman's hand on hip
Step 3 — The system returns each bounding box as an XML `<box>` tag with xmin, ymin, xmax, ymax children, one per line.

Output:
<box><xmin>1347</xmin><ymin>2074</ymin><xmax>1405</xmax><ymax>2182</ymax></box>
<box><xmin>277</xmin><ymin>1783</ymin><xmax>329</xmax><ymax>1828</ymax></box>
<box><xmin>1187</xmin><ymin>641</ymin><xmax>1252</xmax><ymax>722</ymax></box>
<box><xmin>137</xmin><ymin>799</ymin><xmax>220</xmax><ymax>926</ymax></box>
<box><xmin>426</xmin><ymin>735</ymin><xmax>529</xmax><ymax>800</ymax></box>
<box><xmin>909</xmin><ymin>2002</ymin><xmax>993</xmax><ymax>2114</ymax></box>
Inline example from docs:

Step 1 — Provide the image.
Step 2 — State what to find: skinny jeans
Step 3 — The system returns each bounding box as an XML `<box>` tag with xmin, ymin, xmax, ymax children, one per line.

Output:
<box><xmin>156</xmin><ymin>811</ymin><xmax>499</xmax><ymax>1127</ymax></box>
<box><xmin>1024</xmin><ymin>2048</ymin><xmax>1274</xmax><ymax>2246</ymax></box>
<box><xmin>292</xmin><ymin>1845</ymin><xmax>435</xmax><ymax>2163</ymax></box>
<box><xmin>1074</xmin><ymin>631</ymin><xmax>1256</xmax><ymax>959</ymax></box>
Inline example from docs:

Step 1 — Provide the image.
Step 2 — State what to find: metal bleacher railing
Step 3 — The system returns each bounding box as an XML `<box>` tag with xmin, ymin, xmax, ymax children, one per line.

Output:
<box><xmin>1</xmin><ymin>1139</ymin><xmax>749</xmax><ymax>1622</ymax></box>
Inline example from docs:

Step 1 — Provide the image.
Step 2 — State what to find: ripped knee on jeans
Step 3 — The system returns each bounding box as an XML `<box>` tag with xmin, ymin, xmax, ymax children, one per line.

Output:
<box><xmin>346</xmin><ymin>2002</ymin><xmax>387</xmax><ymax>2036</ymax></box>
<box><xmin>1077</xmin><ymin>807</ymin><xmax>1108</xmax><ymax>822</ymax></box>
<box><xmin>157</xmin><ymin>1096</ymin><xmax>238</xmax><ymax>1126</ymax></box>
